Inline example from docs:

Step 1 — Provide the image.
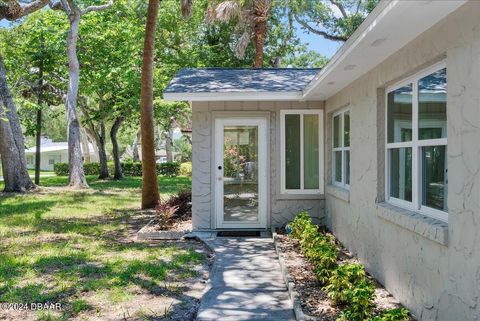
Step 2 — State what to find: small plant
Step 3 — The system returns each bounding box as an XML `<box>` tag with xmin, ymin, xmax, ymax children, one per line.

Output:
<box><xmin>369</xmin><ymin>308</ymin><xmax>410</xmax><ymax>321</ymax></box>
<box><xmin>166</xmin><ymin>189</ymin><xmax>191</xmax><ymax>219</ymax></box>
<box><xmin>155</xmin><ymin>200</ymin><xmax>179</xmax><ymax>230</ymax></box>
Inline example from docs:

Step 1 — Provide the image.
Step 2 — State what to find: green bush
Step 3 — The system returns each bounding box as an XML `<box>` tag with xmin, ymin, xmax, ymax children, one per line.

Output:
<box><xmin>53</xmin><ymin>161</ymin><xmax>180</xmax><ymax>177</ymax></box>
<box><xmin>158</xmin><ymin>162</ymin><xmax>180</xmax><ymax>177</ymax></box>
<box><xmin>83</xmin><ymin>162</ymin><xmax>100</xmax><ymax>175</ymax></box>
<box><xmin>287</xmin><ymin>212</ymin><xmax>403</xmax><ymax>321</ymax></box>
<box><xmin>180</xmin><ymin>162</ymin><xmax>192</xmax><ymax>176</ymax></box>
<box><xmin>369</xmin><ymin>308</ymin><xmax>410</xmax><ymax>321</ymax></box>
<box><xmin>54</xmin><ymin>162</ymin><xmax>69</xmax><ymax>176</ymax></box>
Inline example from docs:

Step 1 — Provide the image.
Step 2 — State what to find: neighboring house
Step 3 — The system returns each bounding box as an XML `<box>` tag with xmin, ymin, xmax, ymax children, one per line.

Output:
<box><xmin>25</xmin><ymin>137</ymin><xmax>98</xmax><ymax>171</ymax></box>
<box><xmin>164</xmin><ymin>1</ymin><xmax>480</xmax><ymax>320</ymax></box>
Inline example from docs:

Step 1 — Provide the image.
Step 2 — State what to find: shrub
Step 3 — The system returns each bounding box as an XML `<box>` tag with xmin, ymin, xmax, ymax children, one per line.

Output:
<box><xmin>166</xmin><ymin>190</ymin><xmax>191</xmax><ymax>219</ymax></box>
<box><xmin>155</xmin><ymin>200</ymin><xmax>179</xmax><ymax>230</ymax></box>
<box><xmin>287</xmin><ymin>212</ymin><xmax>383</xmax><ymax>321</ymax></box>
<box><xmin>158</xmin><ymin>162</ymin><xmax>180</xmax><ymax>176</ymax></box>
<box><xmin>52</xmin><ymin>161</ymin><xmax>181</xmax><ymax>177</ymax></box>
<box><xmin>54</xmin><ymin>162</ymin><xmax>69</xmax><ymax>176</ymax></box>
<box><xmin>180</xmin><ymin>162</ymin><xmax>192</xmax><ymax>176</ymax></box>
<box><xmin>84</xmin><ymin>162</ymin><xmax>100</xmax><ymax>175</ymax></box>
<box><xmin>369</xmin><ymin>308</ymin><xmax>410</xmax><ymax>321</ymax></box>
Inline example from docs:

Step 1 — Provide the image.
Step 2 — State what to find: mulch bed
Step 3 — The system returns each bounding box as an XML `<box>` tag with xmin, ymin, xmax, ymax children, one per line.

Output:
<box><xmin>276</xmin><ymin>229</ymin><xmax>405</xmax><ymax>320</ymax></box>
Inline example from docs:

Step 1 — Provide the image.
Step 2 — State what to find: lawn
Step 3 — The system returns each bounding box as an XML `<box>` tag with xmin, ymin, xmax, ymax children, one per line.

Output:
<box><xmin>0</xmin><ymin>175</ymin><xmax>208</xmax><ymax>321</ymax></box>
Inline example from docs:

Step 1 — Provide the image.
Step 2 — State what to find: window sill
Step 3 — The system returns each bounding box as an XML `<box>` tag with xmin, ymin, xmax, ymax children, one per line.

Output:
<box><xmin>376</xmin><ymin>202</ymin><xmax>448</xmax><ymax>246</ymax></box>
<box><xmin>325</xmin><ymin>184</ymin><xmax>350</xmax><ymax>203</ymax></box>
<box><xmin>276</xmin><ymin>194</ymin><xmax>325</xmax><ymax>200</ymax></box>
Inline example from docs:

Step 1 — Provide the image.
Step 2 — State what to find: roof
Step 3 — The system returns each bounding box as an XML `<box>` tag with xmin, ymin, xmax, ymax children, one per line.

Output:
<box><xmin>303</xmin><ymin>0</ymin><xmax>466</xmax><ymax>100</ymax></box>
<box><xmin>163</xmin><ymin>1</ymin><xmax>467</xmax><ymax>102</ymax></box>
<box><xmin>25</xmin><ymin>141</ymin><xmax>96</xmax><ymax>154</ymax></box>
<box><xmin>163</xmin><ymin>68</ymin><xmax>320</xmax><ymax>101</ymax></box>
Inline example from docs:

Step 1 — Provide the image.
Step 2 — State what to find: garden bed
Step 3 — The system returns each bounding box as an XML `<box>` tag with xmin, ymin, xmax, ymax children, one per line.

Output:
<box><xmin>138</xmin><ymin>190</ymin><xmax>193</xmax><ymax>240</ymax></box>
<box><xmin>274</xmin><ymin>213</ymin><xmax>412</xmax><ymax>321</ymax></box>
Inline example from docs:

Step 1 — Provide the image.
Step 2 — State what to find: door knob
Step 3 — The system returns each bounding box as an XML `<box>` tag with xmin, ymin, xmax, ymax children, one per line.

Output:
<box><xmin>218</xmin><ymin>166</ymin><xmax>222</xmax><ymax>170</ymax></box>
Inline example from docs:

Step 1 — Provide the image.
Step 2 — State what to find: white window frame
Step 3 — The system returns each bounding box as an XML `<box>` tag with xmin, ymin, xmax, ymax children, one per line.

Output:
<box><xmin>332</xmin><ymin>108</ymin><xmax>350</xmax><ymax>189</ymax></box>
<box><xmin>385</xmin><ymin>60</ymin><xmax>448</xmax><ymax>223</ymax></box>
<box><xmin>280</xmin><ymin>109</ymin><xmax>324</xmax><ymax>195</ymax></box>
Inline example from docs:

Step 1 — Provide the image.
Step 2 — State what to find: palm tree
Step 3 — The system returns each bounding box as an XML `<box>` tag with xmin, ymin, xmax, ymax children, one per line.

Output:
<box><xmin>140</xmin><ymin>0</ymin><xmax>193</xmax><ymax>209</ymax></box>
<box><xmin>140</xmin><ymin>0</ymin><xmax>161</xmax><ymax>209</ymax></box>
<box><xmin>207</xmin><ymin>0</ymin><xmax>272</xmax><ymax>68</ymax></box>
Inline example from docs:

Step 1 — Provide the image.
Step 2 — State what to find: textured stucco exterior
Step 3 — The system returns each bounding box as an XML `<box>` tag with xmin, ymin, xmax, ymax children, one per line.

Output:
<box><xmin>191</xmin><ymin>100</ymin><xmax>325</xmax><ymax>230</ymax></box>
<box><xmin>322</xmin><ymin>3</ymin><xmax>480</xmax><ymax>320</ymax></box>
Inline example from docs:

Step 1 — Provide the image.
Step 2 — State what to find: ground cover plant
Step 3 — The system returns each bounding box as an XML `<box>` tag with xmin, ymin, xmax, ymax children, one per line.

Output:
<box><xmin>286</xmin><ymin>212</ymin><xmax>411</xmax><ymax>321</ymax></box>
<box><xmin>0</xmin><ymin>175</ymin><xmax>209</xmax><ymax>321</ymax></box>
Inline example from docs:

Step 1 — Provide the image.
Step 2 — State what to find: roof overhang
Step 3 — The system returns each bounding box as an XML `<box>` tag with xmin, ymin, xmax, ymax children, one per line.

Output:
<box><xmin>302</xmin><ymin>0</ymin><xmax>467</xmax><ymax>101</ymax></box>
<box><xmin>164</xmin><ymin>91</ymin><xmax>304</xmax><ymax>102</ymax></box>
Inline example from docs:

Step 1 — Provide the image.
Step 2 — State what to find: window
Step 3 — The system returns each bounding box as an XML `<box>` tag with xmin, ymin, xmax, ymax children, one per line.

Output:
<box><xmin>332</xmin><ymin>108</ymin><xmax>350</xmax><ymax>189</ymax></box>
<box><xmin>27</xmin><ymin>155</ymin><xmax>34</xmax><ymax>165</ymax></box>
<box><xmin>281</xmin><ymin>110</ymin><xmax>324</xmax><ymax>194</ymax></box>
<box><xmin>386</xmin><ymin>62</ymin><xmax>447</xmax><ymax>222</ymax></box>
<box><xmin>48</xmin><ymin>154</ymin><xmax>61</xmax><ymax>165</ymax></box>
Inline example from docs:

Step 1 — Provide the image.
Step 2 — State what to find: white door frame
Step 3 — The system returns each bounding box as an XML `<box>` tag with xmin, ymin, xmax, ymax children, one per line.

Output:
<box><xmin>214</xmin><ymin>117</ymin><xmax>268</xmax><ymax>229</ymax></box>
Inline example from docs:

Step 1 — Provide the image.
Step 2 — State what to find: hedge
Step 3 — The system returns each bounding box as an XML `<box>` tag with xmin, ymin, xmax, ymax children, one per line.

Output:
<box><xmin>180</xmin><ymin>162</ymin><xmax>192</xmax><ymax>176</ymax></box>
<box><xmin>54</xmin><ymin>161</ymin><xmax>180</xmax><ymax>177</ymax></box>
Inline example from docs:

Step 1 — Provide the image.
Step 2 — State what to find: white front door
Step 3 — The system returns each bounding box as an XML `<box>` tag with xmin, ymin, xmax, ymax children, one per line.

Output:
<box><xmin>214</xmin><ymin>117</ymin><xmax>267</xmax><ymax>229</ymax></box>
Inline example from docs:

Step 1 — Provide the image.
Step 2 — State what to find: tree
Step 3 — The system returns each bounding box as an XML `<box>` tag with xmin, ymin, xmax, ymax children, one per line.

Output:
<box><xmin>0</xmin><ymin>0</ymin><xmax>54</xmax><ymax>192</ymax></box>
<box><xmin>285</xmin><ymin>0</ymin><xmax>378</xmax><ymax>42</ymax></box>
<box><xmin>51</xmin><ymin>0</ymin><xmax>114</xmax><ymax>188</ymax></box>
<box><xmin>207</xmin><ymin>0</ymin><xmax>273</xmax><ymax>68</ymax></box>
<box><xmin>140</xmin><ymin>0</ymin><xmax>161</xmax><ymax>209</ymax></box>
<box><xmin>154</xmin><ymin>100</ymin><xmax>190</xmax><ymax>162</ymax></box>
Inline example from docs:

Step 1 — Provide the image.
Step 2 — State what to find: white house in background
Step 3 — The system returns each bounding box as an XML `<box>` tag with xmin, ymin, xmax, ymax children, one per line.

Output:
<box><xmin>25</xmin><ymin>137</ymin><xmax>98</xmax><ymax>171</ymax></box>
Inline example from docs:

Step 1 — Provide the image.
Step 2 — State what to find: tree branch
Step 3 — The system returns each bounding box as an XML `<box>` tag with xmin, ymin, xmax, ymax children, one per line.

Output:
<box><xmin>81</xmin><ymin>0</ymin><xmax>113</xmax><ymax>15</ymax></box>
<box><xmin>330</xmin><ymin>0</ymin><xmax>347</xmax><ymax>18</ymax></box>
<box><xmin>0</xmin><ymin>0</ymin><xmax>50</xmax><ymax>20</ymax></box>
<box><xmin>294</xmin><ymin>15</ymin><xmax>348</xmax><ymax>42</ymax></box>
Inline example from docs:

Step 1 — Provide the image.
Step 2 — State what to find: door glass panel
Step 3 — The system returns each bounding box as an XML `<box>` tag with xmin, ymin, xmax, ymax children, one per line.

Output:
<box><xmin>304</xmin><ymin>114</ymin><xmax>319</xmax><ymax>189</ymax></box>
<box><xmin>223</xmin><ymin>126</ymin><xmax>258</xmax><ymax>222</ymax></box>
<box><xmin>285</xmin><ymin>115</ymin><xmax>301</xmax><ymax>189</ymax></box>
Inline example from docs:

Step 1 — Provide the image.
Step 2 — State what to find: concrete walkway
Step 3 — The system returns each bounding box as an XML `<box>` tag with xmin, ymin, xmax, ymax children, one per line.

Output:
<box><xmin>196</xmin><ymin>237</ymin><xmax>295</xmax><ymax>321</ymax></box>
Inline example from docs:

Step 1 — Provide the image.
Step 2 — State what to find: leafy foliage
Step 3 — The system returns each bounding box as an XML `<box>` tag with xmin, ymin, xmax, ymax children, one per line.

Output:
<box><xmin>180</xmin><ymin>162</ymin><xmax>192</xmax><ymax>176</ymax></box>
<box><xmin>54</xmin><ymin>161</ymin><xmax>180</xmax><ymax>177</ymax></box>
<box><xmin>287</xmin><ymin>212</ymin><xmax>411</xmax><ymax>321</ymax></box>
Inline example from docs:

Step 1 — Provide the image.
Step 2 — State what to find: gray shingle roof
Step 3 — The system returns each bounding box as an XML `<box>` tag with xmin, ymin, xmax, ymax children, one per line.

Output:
<box><xmin>164</xmin><ymin>68</ymin><xmax>320</xmax><ymax>94</ymax></box>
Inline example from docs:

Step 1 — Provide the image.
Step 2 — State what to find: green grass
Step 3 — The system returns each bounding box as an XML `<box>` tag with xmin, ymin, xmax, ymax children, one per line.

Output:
<box><xmin>0</xmin><ymin>175</ymin><xmax>200</xmax><ymax>320</ymax></box>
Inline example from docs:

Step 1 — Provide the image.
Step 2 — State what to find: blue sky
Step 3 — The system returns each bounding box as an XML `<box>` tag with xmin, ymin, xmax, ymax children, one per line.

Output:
<box><xmin>296</xmin><ymin>27</ymin><xmax>342</xmax><ymax>58</ymax></box>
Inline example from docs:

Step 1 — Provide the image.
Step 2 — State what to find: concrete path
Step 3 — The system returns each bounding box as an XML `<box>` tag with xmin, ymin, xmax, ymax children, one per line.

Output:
<box><xmin>196</xmin><ymin>237</ymin><xmax>295</xmax><ymax>321</ymax></box>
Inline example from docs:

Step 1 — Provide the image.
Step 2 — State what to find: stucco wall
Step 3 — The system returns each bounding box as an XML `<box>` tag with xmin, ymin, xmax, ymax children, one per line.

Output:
<box><xmin>191</xmin><ymin>100</ymin><xmax>325</xmax><ymax>229</ymax></box>
<box><xmin>323</xmin><ymin>3</ymin><xmax>480</xmax><ymax>320</ymax></box>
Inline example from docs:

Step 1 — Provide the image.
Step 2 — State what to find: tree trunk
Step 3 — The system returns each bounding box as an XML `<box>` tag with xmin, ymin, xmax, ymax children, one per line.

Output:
<box><xmin>80</xmin><ymin>128</ymin><xmax>91</xmax><ymax>163</ymax></box>
<box><xmin>140</xmin><ymin>0</ymin><xmax>160</xmax><ymax>209</ymax></box>
<box><xmin>253</xmin><ymin>18</ymin><xmax>267</xmax><ymax>68</ymax></box>
<box><xmin>0</xmin><ymin>53</ymin><xmax>34</xmax><ymax>192</ymax></box>
<box><xmin>132</xmin><ymin>129</ymin><xmax>140</xmax><ymax>162</ymax></box>
<box><xmin>110</xmin><ymin>117</ymin><xmax>124</xmax><ymax>180</ymax></box>
<box><xmin>34</xmin><ymin>57</ymin><xmax>43</xmax><ymax>185</ymax></box>
<box><xmin>66</xmin><ymin>12</ymin><xmax>88</xmax><ymax>188</ymax></box>
<box><xmin>34</xmin><ymin>109</ymin><xmax>42</xmax><ymax>185</ymax></box>
<box><xmin>97</xmin><ymin>122</ymin><xmax>109</xmax><ymax>179</ymax></box>
<box><xmin>86</xmin><ymin>123</ymin><xmax>109</xmax><ymax>179</ymax></box>
<box><xmin>166</xmin><ymin>121</ymin><xmax>173</xmax><ymax>162</ymax></box>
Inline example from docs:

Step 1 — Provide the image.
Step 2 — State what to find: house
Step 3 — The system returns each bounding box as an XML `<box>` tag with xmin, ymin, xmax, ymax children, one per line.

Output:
<box><xmin>25</xmin><ymin>137</ymin><xmax>98</xmax><ymax>171</ymax></box>
<box><xmin>164</xmin><ymin>1</ymin><xmax>480</xmax><ymax>320</ymax></box>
